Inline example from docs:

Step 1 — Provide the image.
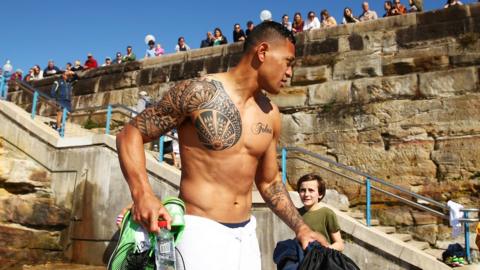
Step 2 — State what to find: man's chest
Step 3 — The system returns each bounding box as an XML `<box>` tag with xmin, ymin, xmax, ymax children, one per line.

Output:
<box><xmin>188</xmin><ymin>104</ymin><xmax>274</xmax><ymax>156</ymax></box>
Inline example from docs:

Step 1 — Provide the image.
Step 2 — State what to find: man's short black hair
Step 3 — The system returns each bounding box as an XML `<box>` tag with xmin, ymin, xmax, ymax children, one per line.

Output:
<box><xmin>243</xmin><ymin>21</ymin><xmax>295</xmax><ymax>52</ymax></box>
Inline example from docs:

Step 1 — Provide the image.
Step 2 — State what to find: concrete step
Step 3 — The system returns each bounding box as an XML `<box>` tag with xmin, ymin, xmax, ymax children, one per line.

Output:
<box><xmin>348</xmin><ymin>211</ymin><xmax>364</xmax><ymax>219</ymax></box>
<box><xmin>375</xmin><ymin>226</ymin><xmax>396</xmax><ymax>234</ymax></box>
<box><xmin>424</xmin><ymin>248</ymin><xmax>444</xmax><ymax>260</ymax></box>
<box><xmin>358</xmin><ymin>219</ymin><xmax>379</xmax><ymax>226</ymax></box>
<box><xmin>391</xmin><ymin>233</ymin><xmax>412</xmax><ymax>242</ymax></box>
<box><xmin>409</xmin><ymin>240</ymin><xmax>430</xmax><ymax>250</ymax></box>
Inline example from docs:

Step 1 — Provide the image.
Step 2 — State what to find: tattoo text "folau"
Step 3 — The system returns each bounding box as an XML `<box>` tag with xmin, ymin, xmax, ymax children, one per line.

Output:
<box><xmin>251</xmin><ymin>122</ymin><xmax>273</xmax><ymax>135</ymax></box>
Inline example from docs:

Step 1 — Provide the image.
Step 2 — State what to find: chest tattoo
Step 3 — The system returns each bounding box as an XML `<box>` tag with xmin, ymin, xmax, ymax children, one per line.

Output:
<box><xmin>189</xmin><ymin>80</ymin><xmax>242</xmax><ymax>150</ymax></box>
<box><xmin>251</xmin><ymin>122</ymin><xmax>273</xmax><ymax>135</ymax></box>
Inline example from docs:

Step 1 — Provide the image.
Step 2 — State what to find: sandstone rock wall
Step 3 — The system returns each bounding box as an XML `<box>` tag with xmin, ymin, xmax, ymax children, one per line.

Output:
<box><xmin>0</xmin><ymin>139</ymin><xmax>70</xmax><ymax>269</ymax></box>
<box><xmin>9</xmin><ymin>3</ymin><xmax>480</xmax><ymax>238</ymax></box>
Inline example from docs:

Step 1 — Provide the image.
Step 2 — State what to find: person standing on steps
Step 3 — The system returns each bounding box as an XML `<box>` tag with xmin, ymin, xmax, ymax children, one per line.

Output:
<box><xmin>116</xmin><ymin>21</ymin><xmax>328</xmax><ymax>270</ymax></box>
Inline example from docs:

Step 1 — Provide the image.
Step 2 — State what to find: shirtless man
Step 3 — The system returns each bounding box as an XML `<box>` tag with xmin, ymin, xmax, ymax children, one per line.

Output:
<box><xmin>116</xmin><ymin>21</ymin><xmax>327</xmax><ymax>269</ymax></box>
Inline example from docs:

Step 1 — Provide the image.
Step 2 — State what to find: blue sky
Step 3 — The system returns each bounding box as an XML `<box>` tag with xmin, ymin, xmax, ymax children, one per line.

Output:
<box><xmin>0</xmin><ymin>0</ymin><xmax>477</xmax><ymax>74</ymax></box>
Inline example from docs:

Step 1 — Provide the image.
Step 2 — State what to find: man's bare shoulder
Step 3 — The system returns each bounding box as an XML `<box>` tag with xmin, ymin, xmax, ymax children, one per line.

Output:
<box><xmin>254</xmin><ymin>92</ymin><xmax>280</xmax><ymax>117</ymax></box>
<box><xmin>164</xmin><ymin>77</ymin><xmax>220</xmax><ymax>114</ymax></box>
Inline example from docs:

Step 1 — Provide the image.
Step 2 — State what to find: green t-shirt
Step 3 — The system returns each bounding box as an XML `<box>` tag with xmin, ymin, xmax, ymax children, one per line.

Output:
<box><xmin>299</xmin><ymin>207</ymin><xmax>340</xmax><ymax>244</ymax></box>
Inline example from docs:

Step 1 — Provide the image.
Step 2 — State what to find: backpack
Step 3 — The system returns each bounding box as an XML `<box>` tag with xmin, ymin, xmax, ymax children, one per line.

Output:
<box><xmin>299</xmin><ymin>243</ymin><xmax>360</xmax><ymax>270</ymax></box>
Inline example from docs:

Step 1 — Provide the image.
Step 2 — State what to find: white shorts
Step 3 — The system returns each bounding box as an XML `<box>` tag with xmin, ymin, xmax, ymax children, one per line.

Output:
<box><xmin>175</xmin><ymin>215</ymin><xmax>261</xmax><ymax>270</ymax></box>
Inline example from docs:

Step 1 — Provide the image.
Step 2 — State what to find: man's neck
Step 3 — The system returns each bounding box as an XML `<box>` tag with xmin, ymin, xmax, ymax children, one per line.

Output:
<box><xmin>224</xmin><ymin>59</ymin><xmax>261</xmax><ymax>102</ymax></box>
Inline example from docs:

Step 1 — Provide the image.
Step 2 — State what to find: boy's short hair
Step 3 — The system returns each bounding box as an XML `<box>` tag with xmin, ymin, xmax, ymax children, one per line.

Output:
<box><xmin>297</xmin><ymin>173</ymin><xmax>326</xmax><ymax>201</ymax></box>
<box><xmin>243</xmin><ymin>21</ymin><xmax>295</xmax><ymax>52</ymax></box>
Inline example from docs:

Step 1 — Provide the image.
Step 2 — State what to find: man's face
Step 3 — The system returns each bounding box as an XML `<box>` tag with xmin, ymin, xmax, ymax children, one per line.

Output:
<box><xmin>363</xmin><ymin>3</ymin><xmax>369</xmax><ymax>12</ymax></box>
<box><xmin>48</xmin><ymin>62</ymin><xmax>54</xmax><ymax>68</ymax></box>
<box><xmin>283</xmin><ymin>16</ymin><xmax>289</xmax><ymax>23</ymax></box>
<box><xmin>395</xmin><ymin>0</ymin><xmax>401</xmax><ymax>6</ymax></box>
<box><xmin>308</xmin><ymin>13</ymin><xmax>315</xmax><ymax>20</ymax></box>
<box><xmin>127</xmin><ymin>47</ymin><xmax>132</xmax><ymax>53</ymax></box>
<box><xmin>258</xmin><ymin>39</ymin><xmax>295</xmax><ymax>95</ymax></box>
<box><xmin>298</xmin><ymin>180</ymin><xmax>320</xmax><ymax>208</ymax></box>
<box><xmin>234</xmin><ymin>25</ymin><xmax>241</xmax><ymax>32</ymax></box>
<box><xmin>179</xmin><ymin>39</ymin><xmax>184</xmax><ymax>45</ymax></box>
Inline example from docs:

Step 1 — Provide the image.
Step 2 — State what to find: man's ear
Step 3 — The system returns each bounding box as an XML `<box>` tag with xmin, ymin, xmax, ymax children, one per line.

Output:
<box><xmin>256</xmin><ymin>42</ymin><xmax>269</xmax><ymax>63</ymax></box>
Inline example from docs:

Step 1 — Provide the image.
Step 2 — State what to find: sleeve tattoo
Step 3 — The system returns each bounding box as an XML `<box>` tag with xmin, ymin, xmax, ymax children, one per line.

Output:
<box><xmin>262</xmin><ymin>181</ymin><xmax>305</xmax><ymax>232</ymax></box>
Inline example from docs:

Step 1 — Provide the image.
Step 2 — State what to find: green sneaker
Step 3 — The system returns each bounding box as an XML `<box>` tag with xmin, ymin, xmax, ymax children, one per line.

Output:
<box><xmin>162</xmin><ymin>196</ymin><xmax>186</xmax><ymax>245</ymax></box>
<box><xmin>107</xmin><ymin>210</ymin><xmax>157</xmax><ymax>270</ymax></box>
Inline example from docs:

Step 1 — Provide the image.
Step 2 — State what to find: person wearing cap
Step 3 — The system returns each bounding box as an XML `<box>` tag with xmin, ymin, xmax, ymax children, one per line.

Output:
<box><xmin>102</xmin><ymin>57</ymin><xmax>112</xmax><ymax>67</ymax></box>
<box><xmin>114</xmin><ymin>52</ymin><xmax>123</xmax><ymax>64</ymax></box>
<box><xmin>9</xmin><ymin>69</ymin><xmax>23</xmax><ymax>91</ymax></box>
<box><xmin>122</xmin><ymin>46</ymin><xmax>136</xmax><ymax>62</ymax></box>
<box><xmin>84</xmin><ymin>53</ymin><xmax>98</xmax><ymax>69</ymax></box>
<box><xmin>43</xmin><ymin>60</ymin><xmax>62</xmax><ymax>77</ymax></box>
<box><xmin>145</xmin><ymin>40</ymin><xmax>156</xmax><ymax>58</ymax></box>
<box><xmin>245</xmin><ymin>20</ymin><xmax>255</xmax><ymax>37</ymax></box>
<box><xmin>71</xmin><ymin>60</ymin><xmax>84</xmax><ymax>72</ymax></box>
<box><xmin>50</xmin><ymin>70</ymin><xmax>77</xmax><ymax>133</ymax></box>
<box><xmin>136</xmin><ymin>90</ymin><xmax>151</xmax><ymax>113</ymax></box>
<box><xmin>10</xmin><ymin>69</ymin><xmax>23</xmax><ymax>80</ymax></box>
<box><xmin>32</xmin><ymin>65</ymin><xmax>44</xmax><ymax>80</ymax></box>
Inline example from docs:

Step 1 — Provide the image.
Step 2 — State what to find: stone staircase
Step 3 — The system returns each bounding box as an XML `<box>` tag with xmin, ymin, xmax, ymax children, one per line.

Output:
<box><xmin>2</xmin><ymin>99</ymin><xmax>479</xmax><ymax>269</ymax></box>
<box><xmin>345</xmin><ymin>209</ymin><xmax>479</xmax><ymax>268</ymax></box>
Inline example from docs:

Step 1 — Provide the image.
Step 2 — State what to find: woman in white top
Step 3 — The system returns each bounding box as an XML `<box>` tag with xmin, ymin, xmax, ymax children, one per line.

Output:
<box><xmin>303</xmin><ymin>11</ymin><xmax>321</xmax><ymax>31</ymax></box>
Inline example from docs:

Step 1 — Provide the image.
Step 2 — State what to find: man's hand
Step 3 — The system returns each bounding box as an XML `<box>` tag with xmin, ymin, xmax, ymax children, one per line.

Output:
<box><xmin>296</xmin><ymin>225</ymin><xmax>329</xmax><ymax>250</ymax></box>
<box><xmin>131</xmin><ymin>192</ymin><xmax>172</xmax><ymax>232</ymax></box>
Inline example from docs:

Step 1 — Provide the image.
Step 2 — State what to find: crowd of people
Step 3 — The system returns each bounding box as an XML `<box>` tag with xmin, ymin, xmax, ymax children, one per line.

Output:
<box><xmin>0</xmin><ymin>0</ymin><xmax>469</xmax><ymax>86</ymax></box>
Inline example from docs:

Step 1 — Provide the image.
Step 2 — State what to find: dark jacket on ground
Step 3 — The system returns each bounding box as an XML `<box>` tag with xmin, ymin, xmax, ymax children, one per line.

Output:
<box><xmin>274</xmin><ymin>240</ymin><xmax>360</xmax><ymax>270</ymax></box>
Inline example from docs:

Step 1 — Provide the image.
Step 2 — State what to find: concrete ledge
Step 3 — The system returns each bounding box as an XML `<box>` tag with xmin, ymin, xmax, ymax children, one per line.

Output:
<box><xmin>323</xmin><ymin>203</ymin><xmax>451</xmax><ymax>270</ymax></box>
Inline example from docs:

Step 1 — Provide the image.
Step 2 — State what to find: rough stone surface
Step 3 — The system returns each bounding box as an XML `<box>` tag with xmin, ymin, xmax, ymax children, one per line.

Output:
<box><xmin>333</xmin><ymin>54</ymin><xmax>383</xmax><ymax>80</ymax></box>
<box><xmin>0</xmin><ymin>142</ymin><xmax>70</xmax><ymax>269</ymax></box>
<box><xmin>351</xmin><ymin>74</ymin><xmax>418</xmax><ymax>104</ymax></box>
<box><xmin>376</xmin><ymin>208</ymin><xmax>414</xmax><ymax>226</ymax></box>
<box><xmin>419</xmin><ymin>67</ymin><xmax>478</xmax><ymax>98</ymax></box>
<box><xmin>292</xmin><ymin>65</ymin><xmax>331</xmax><ymax>85</ymax></box>
<box><xmin>308</xmin><ymin>81</ymin><xmax>352</xmax><ymax>105</ymax></box>
<box><xmin>323</xmin><ymin>189</ymin><xmax>350</xmax><ymax>211</ymax></box>
<box><xmin>267</xmin><ymin>87</ymin><xmax>307</xmax><ymax>109</ymax></box>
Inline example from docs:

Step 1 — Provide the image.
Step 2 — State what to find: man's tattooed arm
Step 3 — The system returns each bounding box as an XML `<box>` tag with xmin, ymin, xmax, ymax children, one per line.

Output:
<box><xmin>261</xmin><ymin>178</ymin><xmax>306</xmax><ymax>233</ymax></box>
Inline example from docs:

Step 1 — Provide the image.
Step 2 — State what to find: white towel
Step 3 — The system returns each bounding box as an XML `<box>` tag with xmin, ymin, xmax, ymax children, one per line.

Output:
<box><xmin>447</xmin><ymin>200</ymin><xmax>464</xmax><ymax>238</ymax></box>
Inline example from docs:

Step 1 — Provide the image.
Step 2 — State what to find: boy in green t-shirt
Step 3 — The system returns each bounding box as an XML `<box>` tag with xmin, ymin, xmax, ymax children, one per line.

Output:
<box><xmin>297</xmin><ymin>173</ymin><xmax>345</xmax><ymax>251</ymax></box>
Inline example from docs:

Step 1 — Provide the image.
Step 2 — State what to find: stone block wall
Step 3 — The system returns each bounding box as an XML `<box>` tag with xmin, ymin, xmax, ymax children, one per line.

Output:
<box><xmin>10</xmin><ymin>3</ymin><xmax>480</xmax><ymax>236</ymax></box>
<box><xmin>0</xmin><ymin>139</ymin><xmax>70</xmax><ymax>269</ymax></box>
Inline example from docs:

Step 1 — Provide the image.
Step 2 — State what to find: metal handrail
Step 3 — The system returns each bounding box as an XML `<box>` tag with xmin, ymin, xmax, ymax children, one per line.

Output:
<box><xmin>16</xmin><ymin>79</ymin><xmax>60</xmax><ymax>109</ymax></box>
<box><xmin>289</xmin><ymin>156</ymin><xmax>449</xmax><ymax>219</ymax></box>
<box><xmin>285</xmin><ymin>146</ymin><xmax>448</xmax><ymax>210</ymax></box>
